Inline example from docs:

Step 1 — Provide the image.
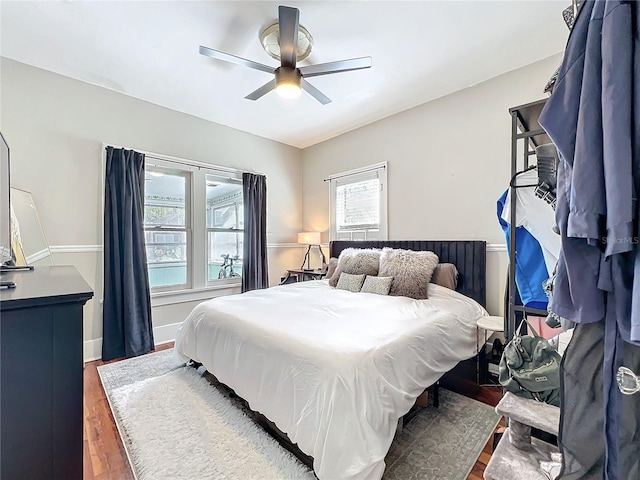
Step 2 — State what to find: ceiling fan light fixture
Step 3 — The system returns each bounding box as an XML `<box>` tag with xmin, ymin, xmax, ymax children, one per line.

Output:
<box><xmin>259</xmin><ymin>22</ymin><xmax>313</xmax><ymax>62</ymax></box>
<box><xmin>276</xmin><ymin>82</ymin><xmax>302</xmax><ymax>99</ymax></box>
<box><xmin>200</xmin><ymin>6</ymin><xmax>371</xmax><ymax>105</ymax></box>
<box><xmin>275</xmin><ymin>67</ymin><xmax>302</xmax><ymax>99</ymax></box>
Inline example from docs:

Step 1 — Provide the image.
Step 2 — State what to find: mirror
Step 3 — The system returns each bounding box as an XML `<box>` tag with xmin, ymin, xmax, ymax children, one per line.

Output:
<box><xmin>10</xmin><ymin>188</ymin><xmax>53</xmax><ymax>266</ymax></box>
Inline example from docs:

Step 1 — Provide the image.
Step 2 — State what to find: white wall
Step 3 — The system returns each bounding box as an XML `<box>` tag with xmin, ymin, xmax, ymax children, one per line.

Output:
<box><xmin>301</xmin><ymin>54</ymin><xmax>563</xmax><ymax>315</ymax></box>
<box><xmin>0</xmin><ymin>58</ymin><xmax>304</xmax><ymax>357</ymax></box>
<box><xmin>0</xmin><ymin>54</ymin><xmax>562</xmax><ymax>359</ymax></box>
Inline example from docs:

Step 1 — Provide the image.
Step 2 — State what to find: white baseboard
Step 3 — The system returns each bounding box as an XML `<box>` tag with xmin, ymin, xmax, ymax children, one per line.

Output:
<box><xmin>154</xmin><ymin>321</ymin><xmax>183</xmax><ymax>345</ymax></box>
<box><xmin>83</xmin><ymin>338</ymin><xmax>102</xmax><ymax>363</ymax></box>
<box><xmin>83</xmin><ymin>321</ymin><xmax>183</xmax><ymax>363</ymax></box>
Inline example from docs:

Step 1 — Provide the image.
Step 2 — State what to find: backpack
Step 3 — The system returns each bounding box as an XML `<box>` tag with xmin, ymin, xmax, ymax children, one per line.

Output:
<box><xmin>498</xmin><ymin>319</ymin><xmax>562</xmax><ymax>406</ymax></box>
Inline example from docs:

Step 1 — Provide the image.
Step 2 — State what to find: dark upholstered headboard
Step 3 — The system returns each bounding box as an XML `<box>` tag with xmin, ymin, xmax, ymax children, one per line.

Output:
<box><xmin>329</xmin><ymin>240</ymin><xmax>486</xmax><ymax>307</ymax></box>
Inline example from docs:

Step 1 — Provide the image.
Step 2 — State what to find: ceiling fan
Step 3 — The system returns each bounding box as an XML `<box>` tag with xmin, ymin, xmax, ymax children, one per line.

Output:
<box><xmin>199</xmin><ymin>5</ymin><xmax>372</xmax><ymax>105</ymax></box>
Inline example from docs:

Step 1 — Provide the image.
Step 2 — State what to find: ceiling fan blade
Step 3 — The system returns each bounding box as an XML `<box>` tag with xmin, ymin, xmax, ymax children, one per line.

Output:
<box><xmin>245</xmin><ymin>79</ymin><xmax>277</xmax><ymax>101</ymax></box>
<box><xmin>301</xmin><ymin>79</ymin><xmax>331</xmax><ymax>105</ymax></box>
<box><xmin>199</xmin><ymin>45</ymin><xmax>274</xmax><ymax>74</ymax></box>
<box><xmin>299</xmin><ymin>57</ymin><xmax>372</xmax><ymax>78</ymax></box>
<box><xmin>278</xmin><ymin>6</ymin><xmax>299</xmax><ymax>69</ymax></box>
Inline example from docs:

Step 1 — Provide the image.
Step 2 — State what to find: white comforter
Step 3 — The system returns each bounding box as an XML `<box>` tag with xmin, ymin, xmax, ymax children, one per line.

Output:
<box><xmin>175</xmin><ymin>280</ymin><xmax>487</xmax><ymax>480</ymax></box>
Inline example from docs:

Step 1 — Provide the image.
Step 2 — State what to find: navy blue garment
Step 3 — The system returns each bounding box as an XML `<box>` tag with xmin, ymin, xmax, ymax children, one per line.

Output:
<box><xmin>539</xmin><ymin>1</ymin><xmax>640</xmax><ymax>479</ymax></box>
<box><xmin>631</xmin><ymin>0</ymin><xmax>640</xmax><ymax>344</ymax></box>
<box><xmin>551</xmin><ymin>160</ymin><xmax>606</xmax><ymax>324</ymax></box>
<box><xmin>600</xmin><ymin>0</ymin><xmax>634</xmax><ymax>256</ymax></box>
<box><xmin>497</xmin><ymin>190</ymin><xmax>548</xmax><ymax>309</ymax></box>
<box><xmin>540</xmin><ymin>0</ymin><xmax>638</xmax><ymax>337</ymax></box>
<box><xmin>539</xmin><ymin>0</ymin><xmax>606</xmax><ymax>325</ymax></box>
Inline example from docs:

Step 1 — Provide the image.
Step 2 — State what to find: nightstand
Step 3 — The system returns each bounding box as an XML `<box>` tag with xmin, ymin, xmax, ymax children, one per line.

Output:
<box><xmin>281</xmin><ymin>269</ymin><xmax>326</xmax><ymax>284</ymax></box>
<box><xmin>477</xmin><ymin>315</ymin><xmax>504</xmax><ymax>386</ymax></box>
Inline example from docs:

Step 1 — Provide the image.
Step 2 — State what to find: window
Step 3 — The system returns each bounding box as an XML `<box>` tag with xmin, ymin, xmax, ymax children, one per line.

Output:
<box><xmin>329</xmin><ymin>163</ymin><xmax>387</xmax><ymax>240</ymax></box>
<box><xmin>206</xmin><ymin>175</ymin><xmax>244</xmax><ymax>282</ymax></box>
<box><xmin>143</xmin><ymin>158</ymin><xmax>244</xmax><ymax>292</ymax></box>
<box><xmin>144</xmin><ymin>168</ymin><xmax>190</xmax><ymax>289</ymax></box>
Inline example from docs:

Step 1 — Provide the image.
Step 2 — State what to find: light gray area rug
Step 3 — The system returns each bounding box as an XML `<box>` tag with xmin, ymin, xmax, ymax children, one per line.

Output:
<box><xmin>98</xmin><ymin>349</ymin><xmax>500</xmax><ymax>480</ymax></box>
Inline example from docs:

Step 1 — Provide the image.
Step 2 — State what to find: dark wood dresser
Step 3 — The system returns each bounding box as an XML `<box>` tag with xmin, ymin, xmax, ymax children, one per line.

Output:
<box><xmin>0</xmin><ymin>265</ymin><xmax>93</xmax><ymax>480</ymax></box>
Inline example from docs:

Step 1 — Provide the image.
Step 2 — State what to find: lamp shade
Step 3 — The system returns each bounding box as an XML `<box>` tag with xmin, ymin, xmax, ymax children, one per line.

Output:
<box><xmin>275</xmin><ymin>67</ymin><xmax>302</xmax><ymax>99</ymax></box>
<box><xmin>275</xmin><ymin>82</ymin><xmax>302</xmax><ymax>99</ymax></box>
<box><xmin>298</xmin><ymin>232</ymin><xmax>321</xmax><ymax>245</ymax></box>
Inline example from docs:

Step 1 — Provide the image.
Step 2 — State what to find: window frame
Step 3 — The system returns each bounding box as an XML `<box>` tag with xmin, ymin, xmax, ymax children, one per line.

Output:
<box><xmin>205</xmin><ymin>174</ymin><xmax>244</xmax><ymax>286</ymax></box>
<box><xmin>329</xmin><ymin>162</ymin><xmax>388</xmax><ymax>241</ymax></box>
<box><xmin>142</xmin><ymin>157</ymin><xmax>244</xmax><ymax>294</ymax></box>
<box><xmin>143</xmin><ymin>164</ymin><xmax>192</xmax><ymax>292</ymax></box>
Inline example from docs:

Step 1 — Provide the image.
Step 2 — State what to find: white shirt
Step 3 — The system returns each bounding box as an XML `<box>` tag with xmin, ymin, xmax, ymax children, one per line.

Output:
<box><xmin>501</xmin><ymin>168</ymin><xmax>561</xmax><ymax>277</ymax></box>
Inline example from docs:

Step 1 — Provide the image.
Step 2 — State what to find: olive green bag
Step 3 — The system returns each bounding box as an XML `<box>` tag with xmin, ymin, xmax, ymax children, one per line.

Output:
<box><xmin>498</xmin><ymin>319</ymin><xmax>561</xmax><ymax>406</ymax></box>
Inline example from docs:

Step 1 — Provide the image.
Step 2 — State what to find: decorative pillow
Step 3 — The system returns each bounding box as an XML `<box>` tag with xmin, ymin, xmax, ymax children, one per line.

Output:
<box><xmin>328</xmin><ymin>248</ymin><xmax>381</xmax><ymax>287</ymax></box>
<box><xmin>378</xmin><ymin>248</ymin><xmax>439</xmax><ymax>299</ymax></box>
<box><xmin>335</xmin><ymin>272</ymin><xmax>366</xmax><ymax>293</ymax></box>
<box><xmin>325</xmin><ymin>257</ymin><xmax>338</xmax><ymax>280</ymax></box>
<box><xmin>430</xmin><ymin>263</ymin><xmax>459</xmax><ymax>290</ymax></box>
<box><xmin>360</xmin><ymin>275</ymin><xmax>393</xmax><ymax>295</ymax></box>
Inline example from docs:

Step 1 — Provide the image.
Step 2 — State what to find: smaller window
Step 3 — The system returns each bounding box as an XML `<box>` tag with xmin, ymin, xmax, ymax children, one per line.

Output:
<box><xmin>206</xmin><ymin>175</ymin><xmax>244</xmax><ymax>282</ymax></box>
<box><xmin>329</xmin><ymin>163</ymin><xmax>387</xmax><ymax>241</ymax></box>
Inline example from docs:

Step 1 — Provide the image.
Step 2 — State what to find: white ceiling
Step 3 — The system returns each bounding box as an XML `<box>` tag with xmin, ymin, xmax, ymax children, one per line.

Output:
<box><xmin>0</xmin><ymin>1</ymin><xmax>569</xmax><ymax>149</ymax></box>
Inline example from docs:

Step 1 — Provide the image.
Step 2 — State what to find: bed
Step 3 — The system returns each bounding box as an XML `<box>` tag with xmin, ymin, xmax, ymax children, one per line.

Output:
<box><xmin>175</xmin><ymin>240</ymin><xmax>487</xmax><ymax>480</ymax></box>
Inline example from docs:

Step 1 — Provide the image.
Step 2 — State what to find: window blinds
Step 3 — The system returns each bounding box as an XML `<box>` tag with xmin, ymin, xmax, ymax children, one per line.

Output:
<box><xmin>328</xmin><ymin>163</ymin><xmax>387</xmax><ymax>241</ymax></box>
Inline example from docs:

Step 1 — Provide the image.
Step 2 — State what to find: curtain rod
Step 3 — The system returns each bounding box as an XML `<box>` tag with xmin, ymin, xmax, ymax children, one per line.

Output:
<box><xmin>323</xmin><ymin>162</ymin><xmax>387</xmax><ymax>182</ymax></box>
<box><xmin>103</xmin><ymin>144</ymin><xmax>265</xmax><ymax>177</ymax></box>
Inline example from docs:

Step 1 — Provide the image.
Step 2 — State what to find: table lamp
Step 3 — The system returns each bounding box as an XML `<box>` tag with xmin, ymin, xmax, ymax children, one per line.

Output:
<box><xmin>298</xmin><ymin>232</ymin><xmax>325</xmax><ymax>271</ymax></box>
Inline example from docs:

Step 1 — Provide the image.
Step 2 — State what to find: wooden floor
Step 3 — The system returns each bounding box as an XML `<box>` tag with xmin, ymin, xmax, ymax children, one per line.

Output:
<box><xmin>83</xmin><ymin>343</ymin><xmax>503</xmax><ymax>480</ymax></box>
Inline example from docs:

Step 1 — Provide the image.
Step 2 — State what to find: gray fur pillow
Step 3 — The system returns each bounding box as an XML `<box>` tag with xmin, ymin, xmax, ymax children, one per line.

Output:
<box><xmin>378</xmin><ymin>248</ymin><xmax>439</xmax><ymax>299</ymax></box>
<box><xmin>329</xmin><ymin>248</ymin><xmax>381</xmax><ymax>287</ymax></box>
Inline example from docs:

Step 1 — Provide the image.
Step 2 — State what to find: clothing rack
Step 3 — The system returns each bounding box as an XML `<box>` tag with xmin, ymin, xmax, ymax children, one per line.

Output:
<box><xmin>509</xmin><ymin>165</ymin><xmax>538</xmax><ymax>189</ymax></box>
<box><xmin>505</xmin><ymin>99</ymin><xmax>551</xmax><ymax>342</ymax></box>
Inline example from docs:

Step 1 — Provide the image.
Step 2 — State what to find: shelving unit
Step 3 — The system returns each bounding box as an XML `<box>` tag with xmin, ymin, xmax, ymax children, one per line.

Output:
<box><xmin>506</xmin><ymin>99</ymin><xmax>551</xmax><ymax>342</ymax></box>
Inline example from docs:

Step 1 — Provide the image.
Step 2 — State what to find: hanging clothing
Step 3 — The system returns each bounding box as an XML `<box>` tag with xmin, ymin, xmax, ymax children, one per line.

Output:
<box><xmin>559</xmin><ymin>321</ymin><xmax>606</xmax><ymax>480</ymax></box>
<box><xmin>630</xmin><ymin>0</ymin><xmax>640</xmax><ymax>345</ymax></box>
<box><xmin>544</xmin><ymin>2</ymin><xmax>580</xmax><ymax>93</ymax></box>
<box><xmin>540</xmin><ymin>0</ymin><xmax>637</xmax><ymax>334</ymax></box>
<box><xmin>501</xmin><ymin>168</ymin><xmax>561</xmax><ymax>277</ymax></box>
<box><xmin>497</xmin><ymin>190</ymin><xmax>549</xmax><ymax>309</ymax></box>
<box><xmin>539</xmin><ymin>1</ymin><xmax>640</xmax><ymax>479</ymax></box>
